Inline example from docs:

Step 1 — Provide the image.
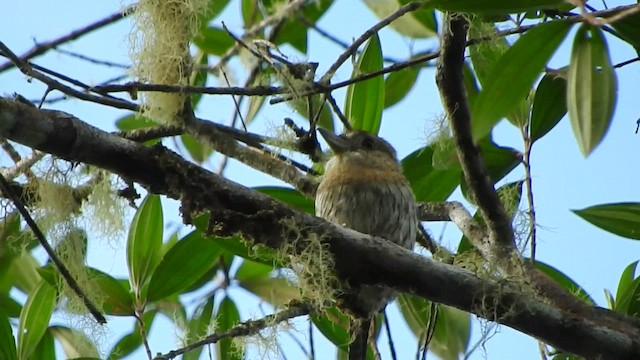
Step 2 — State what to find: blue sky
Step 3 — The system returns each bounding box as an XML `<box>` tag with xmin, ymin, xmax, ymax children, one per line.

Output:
<box><xmin>2</xmin><ymin>1</ymin><xmax>640</xmax><ymax>359</ymax></box>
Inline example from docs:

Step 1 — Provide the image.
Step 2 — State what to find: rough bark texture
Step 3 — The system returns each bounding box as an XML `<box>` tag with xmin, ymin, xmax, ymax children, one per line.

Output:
<box><xmin>1</xmin><ymin>97</ymin><xmax>640</xmax><ymax>359</ymax></box>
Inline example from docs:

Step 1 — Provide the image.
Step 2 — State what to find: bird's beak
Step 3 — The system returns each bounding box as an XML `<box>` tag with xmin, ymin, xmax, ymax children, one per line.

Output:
<box><xmin>318</xmin><ymin>128</ymin><xmax>350</xmax><ymax>154</ymax></box>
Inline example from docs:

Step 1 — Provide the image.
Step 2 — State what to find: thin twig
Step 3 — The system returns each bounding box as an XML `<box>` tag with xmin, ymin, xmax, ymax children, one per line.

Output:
<box><xmin>383</xmin><ymin>310</ymin><xmax>397</xmax><ymax>360</ymax></box>
<box><xmin>521</xmin><ymin>125</ymin><xmax>538</xmax><ymax>261</ymax></box>
<box><xmin>54</xmin><ymin>48</ymin><xmax>130</xmax><ymax>68</ymax></box>
<box><xmin>0</xmin><ymin>172</ymin><xmax>106</xmax><ymax>324</ymax></box>
<box><xmin>0</xmin><ymin>7</ymin><xmax>131</xmax><ymax>73</ymax></box>
<box><xmin>154</xmin><ymin>302</ymin><xmax>310</xmax><ymax>360</ymax></box>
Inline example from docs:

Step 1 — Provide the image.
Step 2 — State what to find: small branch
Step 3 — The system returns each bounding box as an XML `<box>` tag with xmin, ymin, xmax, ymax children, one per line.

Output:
<box><xmin>0</xmin><ymin>7</ymin><xmax>131</xmax><ymax>73</ymax></box>
<box><xmin>319</xmin><ymin>1</ymin><xmax>425</xmax><ymax>84</ymax></box>
<box><xmin>436</xmin><ymin>14</ymin><xmax>517</xmax><ymax>262</ymax></box>
<box><xmin>91</xmin><ymin>82</ymin><xmax>283</xmax><ymax>97</ymax></box>
<box><xmin>0</xmin><ymin>172</ymin><xmax>106</xmax><ymax>324</ymax></box>
<box><xmin>155</xmin><ymin>302</ymin><xmax>310</xmax><ymax>360</ymax></box>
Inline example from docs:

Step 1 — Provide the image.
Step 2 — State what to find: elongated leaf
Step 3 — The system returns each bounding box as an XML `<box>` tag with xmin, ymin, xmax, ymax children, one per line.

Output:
<box><xmin>194</xmin><ymin>27</ymin><xmax>235</xmax><ymax>56</ymax></box>
<box><xmin>431</xmin><ymin>0</ymin><xmax>566</xmax><ymax>14</ymax></box>
<box><xmin>397</xmin><ymin>293</ymin><xmax>432</xmax><ymax>337</ymax></box>
<box><xmin>18</xmin><ymin>280</ymin><xmax>56</xmax><ymax>360</ymax></box>
<box><xmin>234</xmin><ymin>259</ymin><xmax>274</xmax><ymax>281</ymax></box>
<box><xmin>50</xmin><ymin>325</ymin><xmax>99</xmax><ymax>358</ymax></box>
<box><xmin>567</xmin><ymin>24</ymin><xmax>617</xmax><ymax>156</ymax></box>
<box><xmin>472</xmin><ymin>20</ymin><xmax>572</xmax><ymax>140</ymax></box>
<box><xmin>87</xmin><ymin>268</ymin><xmax>133</xmax><ymax>316</ymax></box>
<box><xmin>614</xmin><ymin>261</ymin><xmax>640</xmax><ymax>314</ymax></box>
<box><xmin>255</xmin><ymin>186</ymin><xmax>315</xmax><ymax>214</ymax></box>
<box><xmin>402</xmin><ymin>146</ymin><xmax>461</xmax><ymax>202</ymax></box>
<box><xmin>616</xmin><ymin>261</ymin><xmax>639</xmax><ymax>305</ymax></box>
<box><xmin>530</xmin><ymin>72</ymin><xmax>567</xmax><ymax>141</ymax></box>
<box><xmin>611</xmin><ymin>8</ymin><xmax>640</xmax><ymax>50</ymax></box>
<box><xmin>430</xmin><ymin>305</ymin><xmax>470</xmax><ymax>360</ymax></box>
<box><xmin>572</xmin><ymin>203</ymin><xmax>640</xmax><ymax>240</ymax></box>
<box><xmin>345</xmin><ymin>34</ymin><xmax>384</xmax><ymax>134</ymax></box>
<box><xmin>217</xmin><ymin>296</ymin><xmax>243</xmax><ymax>360</ymax></box>
<box><xmin>384</xmin><ymin>66</ymin><xmax>420</xmax><ymax>108</ymax></box>
<box><xmin>107</xmin><ymin>311</ymin><xmax>156</xmax><ymax>360</ymax></box>
<box><xmin>183</xmin><ymin>296</ymin><xmax>215</xmax><ymax>360</ymax></box>
<box><xmin>365</xmin><ymin>0</ymin><xmax>437</xmax><ymax>38</ymax></box>
<box><xmin>239</xmin><ymin>277</ymin><xmax>299</xmax><ymax>306</ymax></box>
<box><xmin>147</xmin><ymin>229</ymin><xmax>222</xmax><ymax>302</ymax></box>
<box><xmin>127</xmin><ymin>195</ymin><xmax>163</xmax><ymax>300</ymax></box>
<box><xmin>311</xmin><ymin>307</ymin><xmax>350</xmax><ymax>351</ymax></box>
<box><xmin>29</xmin><ymin>330</ymin><xmax>54</xmax><ymax>360</ymax></box>
<box><xmin>0</xmin><ymin>310</ymin><xmax>17</xmax><ymax>360</ymax></box>
<box><xmin>534</xmin><ymin>261</ymin><xmax>593</xmax><ymax>303</ymax></box>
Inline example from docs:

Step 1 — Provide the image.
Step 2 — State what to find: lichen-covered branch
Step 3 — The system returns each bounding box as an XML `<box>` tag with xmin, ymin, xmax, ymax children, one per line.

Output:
<box><xmin>2</xmin><ymin>97</ymin><xmax>640</xmax><ymax>359</ymax></box>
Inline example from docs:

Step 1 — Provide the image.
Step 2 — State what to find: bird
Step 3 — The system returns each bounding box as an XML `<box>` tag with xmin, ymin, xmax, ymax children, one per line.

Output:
<box><xmin>315</xmin><ymin>128</ymin><xmax>418</xmax><ymax>360</ymax></box>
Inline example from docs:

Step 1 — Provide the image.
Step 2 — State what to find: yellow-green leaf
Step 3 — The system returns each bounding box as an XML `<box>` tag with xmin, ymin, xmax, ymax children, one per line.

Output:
<box><xmin>573</xmin><ymin>203</ymin><xmax>640</xmax><ymax>240</ymax></box>
<box><xmin>345</xmin><ymin>33</ymin><xmax>384</xmax><ymax>134</ymax></box>
<box><xmin>18</xmin><ymin>280</ymin><xmax>56</xmax><ymax>360</ymax></box>
<box><xmin>567</xmin><ymin>24</ymin><xmax>617</xmax><ymax>157</ymax></box>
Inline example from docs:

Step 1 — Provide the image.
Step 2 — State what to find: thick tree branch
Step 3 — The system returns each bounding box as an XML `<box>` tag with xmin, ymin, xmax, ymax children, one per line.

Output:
<box><xmin>2</xmin><ymin>98</ymin><xmax>640</xmax><ymax>359</ymax></box>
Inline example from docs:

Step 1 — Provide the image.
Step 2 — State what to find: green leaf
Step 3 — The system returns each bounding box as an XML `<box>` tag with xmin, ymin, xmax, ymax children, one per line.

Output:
<box><xmin>614</xmin><ymin>261</ymin><xmax>640</xmax><ymax>314</ymax></box>
<box><xmin>567</xmin><ymin>24</ymin><xmax>617</xmax><ymax>157</ymax></box>
<box><xmin>0</xmin><ymin>310</ymin><xmax>17</xmax><ymax>360</ymax></box>
<box><xmin>365</xmin><ymin>0</ymin><xmax>437</xmax><ymax>38</ymax></box>
<box><xmin>616</xmin><ymin>261</ymin><xmax>639</xmax><ymax>305</ymax></box>
<box><xmin>147</xmin><ymin>229</ymin><xmax>223</xmax><ymax>302</ymax></box>
<box><xmin>181</xmin><ymin>134</ymin><xmax>213</xmax><ymax>164</ymax></box>
<box><xmin>183</xmin><ymin>296</ymin><xmax>215</xmax><ymax>360</ymax></box>
<box><xmin>289</xmin><ymin>94</ymin><xmax>334</xmax><ymax>131</ymax></box>
<box><xmin>241</xmin><ymin>0</ymin><xmax>263</xmax><ymax>28</ymax></box>
<box><xmin>107</xmin><ymin>311</ymin><xmax>156</xmax><ymax>360</ymax></box>
<box><xmin>190</xmin><ymin>51</ymin><xmax>209</xmax><ymax>108</ymax></box>
<box><xmin>384</xmin><ymin>66</ymin><xmax>420</xmax><ymax>108</ymax></box>
<box><xmin>344</xmin><ymin>33</ymin><xmax>384</xmax><ymax>134</ymax></box>
<box><xmin>50</xmin><ymin>325</ymin><xmax>99</xmax><ymax>358</ymax></box>
<box><xmin>463</xmin><ymin>61</ymin><xmax>480</xmax><ymax>106</ymax></box>
<box><xmin>611</xmin><ymin>8</ymin><xmax>640</xmax><ymax>50</ymax></box>
<box><xmin>402</xmin><ymin>146</ymin><xmax>461</xmax><ymax>202</ymax></box>
<box><xmin>430</xmin><ymin>305</ymin><xmax>470</xmax><ymax>360</ymax></box>
<box><xmin>469</xmin><ymin>22</ymin><xmax>508</xmax><ymax>88</ymax></box>
<box><xmin>126</xmin><ymin>195</ymin><xmax>163</xmax><ymax>300</ymax></box>
<box><xmin>29</xmin><ymin>329</ymin><xmax>54</xmax><ymax>360</ymax></box>
<box><xmin>534</xmin><ymin>261</ymin><xmax>594</xmax><ymax>303</ymax></box>
<box><xmin>431</xmin><ymin>0</ymin><xmax>566</xmax><ymax>14</ymax></box>
<box><xmin>9</xmin><ymin>254</ymin><xmax>42</xmax><ymax>294</ymax></box>
<box><xmin>530</xmin><ymin>72</ymin><xmax>567</xmax><ymax>141</ymax></box>
<box><xmin>0</xmin><ymin>292</ymin><xmax>21</xmax><ymax>318</ymax></box>
<box><xmin>194</xmin><ymin>27</ymin><xmax>235</xmax><ymax>56</ymax></box>
<box><xmin>311</xmin><ymin>307</ymin><xmax>350</xmax><ymax>351</ymax></box>
<box><xmin>115</xmin><ymin>114</ymin><xmax>155</xmax><ymax>131</ymax></box>
<box><xmin>87</xmin><ymin>268</ymin><xmax>133</xmax><ymax>316</ymax></box>
<box><xmin>472</xmin><ymin>20</ymin><xmax>572</xmax><ymax>141</ymax></box>
<box><xmin>572</xmin><ymin>203</ymin><xmax>640</xmax><ymax>240</ymax></box>
<box><xmin>460</xmin><ymin>140</ymin><xmax>521</xmax><ymax>201</ymax></box>
<box><xmin>204</xmin><ymin>0</ymin><xmax>231</xmax><ymax>24</ymax></box>
<box><xmin>397</xmin><ymin>293</ymin><xmax>433</xmax><ymax>337</ymax></box>
<box><xmin>217</xmin><ymin>296</ymin><xmax>243</xmax><ymax>360</ymax></box>
<box><xmin>244</xmin><ymin>74</ymin><xmax>270</xmax><ymax>126</ymax></box>
<box><xmin>17</xmin><ymin>280</ymin><xmax>56</xmax><ymax>360</ymax></box>
<box><xmin>254</xmin><ymin>186</ymin><xmax>315</xmax><ymax>214</ymax></box>
<box><xmin>239</xmin><ymin>277</ymin><xmax>299</xmax><ymax>306</ymax></box>
<box><xmin>235</xmin><ymin>259</ymin><xmax>274</xmax><ymax>281</ymax></box>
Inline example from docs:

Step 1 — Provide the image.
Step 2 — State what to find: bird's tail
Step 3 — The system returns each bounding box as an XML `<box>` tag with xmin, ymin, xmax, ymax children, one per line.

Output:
<box><xmin>348</xmin><ymin>317</ymin><xmax>371</xmax><ymax>360</ymax></box>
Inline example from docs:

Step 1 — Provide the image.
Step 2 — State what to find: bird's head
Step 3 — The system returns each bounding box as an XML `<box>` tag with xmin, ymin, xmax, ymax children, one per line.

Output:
<box><xmin>318</xmin><ymin>128</ymin><xmax>401</xmax><ymax>173</ymax></box>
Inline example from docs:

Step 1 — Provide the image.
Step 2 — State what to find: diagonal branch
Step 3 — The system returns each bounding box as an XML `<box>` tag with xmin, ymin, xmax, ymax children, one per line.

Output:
<box><xmin>435</xmin><ymin>14</ymin><xmax>518</xmax><ymax>263</ymax></box>
<box><xmin>2</xmin><ymin>97</ymin><xmax>640</xmax><ymax>359</ymax></box>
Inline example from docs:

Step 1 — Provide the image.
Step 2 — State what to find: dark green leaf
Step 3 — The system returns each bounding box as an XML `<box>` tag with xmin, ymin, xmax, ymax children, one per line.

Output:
<box><xmin>384</xmin><ymin>66</ymin><xmax>420</xmax><ymax>108</ymax></box>
<box><xmin>534</xmin><ymin>261</ymin><xmax>594</xmax><ymax>303</ymax></box>
<box><xmin>397</xmin><ymin>293</ymin><xmax>432</xmax><ymax>337</ymax></box>
<box><xmin>345</xmin><ymin>33</ymin><xmax>384</xmax><ymax>134</ymax></box>
<box><xmin>0</xmin><ymin>310</ymin><xmax>17</xmax><ymax>360</ymax></box>
<box><xmin>241</xmin><ymin>0</ymin><xmax>263</xmax><ymax>28</ymax></box>
<box><xmin>18</xmin><ymin>281</ymin><xmax>56</xmax><ymax>360</ymax></box>
<box><xmin>30</xmin><ymin>329</ymin><xmax>55</xmax><ymax>360</ymax></box>
<box><xmin>87</xmin><ymin>267</ymin><xmax>133</xmax><ymax>316</ymax></box>
<box><xmin>572</xmin><ymin>203</ymin><xmax>640</xmax><ymax>240</ymax></box>
<box><xmin>147</xmin><ymin>229</ymin><xmax>223</xmax><ymax>302</ymax></box>
<box><xmin>50</xmin><ymin>325</ymin><xmax>99</xmax><ymax>358</ymax></box>
<box><xmin>255</xmin><ymin>186</ymin><xmax>315</xmax><ymax>214</ymax></box>
<box><xmin>126</xmin><ymin>195</ymin><xmax>163</xmax><ymax>300</ymax></box>
<box><xmin>472</xmin><ymin>20</ymin><xmax>572</xmax><ymax>141</ymax></box>
<box><xmin>181</xmin><ymin>134</ymin><xmax>213</xmax><ymax>164</ymax></box>
<box><xmin>107</xmin><ymin>311</ymin><xmax>156</xmax><ymax>360</ymax></box>
<box><xmin>616</xmin><ymin>261</ymin><xmax>639</xmax><ymax>305</ymax></box>
<box><xmin>430</xmin><ymin>305</ymin><xmax>470</xmax><ymax>360</ymax></box>
<box><xmin>0</xmin><ymin>292</ymin><xmax>21</xmax><ymax>318</ymax></box>
<box><xmin>183</xmin><ymin>296</ymin><xmax>215</xmax><ymax>360</ymax></box>
<box><xmin>217</xmin><ymin>296</ymin><xmax>243</xmax><ymax>360</ymax></box>
<box><xmin>530</xmin><ymin>72</ymin><xmax>567</xmax><ymax>141</ymax></box>
<box><xmin>204</xmin><ymin>0</ymin><xmax>231</xmax><ymax>23</ymax></box>
<box><xmin>311</xmin><ymin>307</ymin><xmax>350</xmax><ymax>351</ymax></box>
<box><xmin>611</xmin><ymin>8</ymin><xmax>640</xmax><ymax>50</ymax></box>
<box><xmin>431</xmin><ymin>0</ymin><xmax>566</xmax><ymax>14</ymax></box>
<box><xmin>463</xmin><ymin>61</ymin><xmax>480</xmax><ymax>106</ymax></box>
<box><xmin>194</xmin><ymin>27</ymin><xmax>235</xmax><ymax>56</ymax></box>
<box><xmin>614</xmin><ymin>261</ymin><xmax>640</xmax><ymax>315</ymax></box>
<box><xmin>402</xmin><ymin>146</ymin><xmax>461</xmax><ymax>202</ymax></box>
<box><xmin>567</xmin><ymin>24</ymin><xmax>617</xmax><ymax>156</ymax></box>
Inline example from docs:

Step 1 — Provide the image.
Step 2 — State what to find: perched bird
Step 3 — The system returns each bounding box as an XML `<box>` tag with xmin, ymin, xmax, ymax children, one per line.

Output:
<box><xmin>315</xmin><ymin>128</ymin><xmax>418</xmax><ymax>360</ymax></box>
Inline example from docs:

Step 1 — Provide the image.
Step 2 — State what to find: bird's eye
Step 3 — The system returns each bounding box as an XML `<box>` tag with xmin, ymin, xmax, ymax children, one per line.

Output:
<box><xmin>361</xmin><ymin>137</ymin><xmax>375</xmax><ymax>150</ymax></box>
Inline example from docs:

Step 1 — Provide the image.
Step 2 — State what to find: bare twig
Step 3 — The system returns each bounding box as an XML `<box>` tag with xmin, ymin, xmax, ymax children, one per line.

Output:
<box><xmin>0</xmin><ymin>172</ymin><xmax>106</xmax><ymax>324</ymax></box>
<box><xmin>155</xmin><ymin>302</ymin><xmax>310</xmax><ymax>360</ymax></box>
<box><xmin>0</xmin><ymin>7</ymin><xmax>131</xmax><ymax>73</ymax></box>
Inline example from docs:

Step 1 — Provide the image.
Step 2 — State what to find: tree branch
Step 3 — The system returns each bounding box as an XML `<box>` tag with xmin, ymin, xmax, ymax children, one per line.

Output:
<box><xmin>2</xmin><ymin>97</ymin><xmax>640</xmax><ymax>359</ymax></box>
